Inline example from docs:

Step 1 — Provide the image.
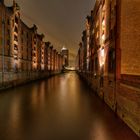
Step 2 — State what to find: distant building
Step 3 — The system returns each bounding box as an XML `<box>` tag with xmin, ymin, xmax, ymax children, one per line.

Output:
<box><xmin>61</xmin><ymin>47</ymin><xmax>69</xmax><ymax>67</ymax></box>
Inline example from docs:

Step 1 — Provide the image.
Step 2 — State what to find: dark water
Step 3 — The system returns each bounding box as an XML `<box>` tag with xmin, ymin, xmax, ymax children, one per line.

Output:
<box><xmin>0</xmin><ymin>72</ymin><xmax>139</xmax><ymax>140</ymax></box>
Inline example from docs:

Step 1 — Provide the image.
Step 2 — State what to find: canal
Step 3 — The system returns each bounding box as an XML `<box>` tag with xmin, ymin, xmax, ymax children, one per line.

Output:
<box><xmin>0</xmin><ymin>72</ymin><xmax>139</xmax><ymax>140</ymax></box>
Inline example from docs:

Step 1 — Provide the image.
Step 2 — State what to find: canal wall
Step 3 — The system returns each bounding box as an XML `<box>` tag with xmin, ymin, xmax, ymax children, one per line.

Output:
<box><xmin>0</xmin><ymin>71</ymin><xmax>61</xmax><ymax>90</ymax></box>
<box><xmin>77</xmin><ymin>71</ymin><xmax>140</xmax><ymax>137</ymax></box>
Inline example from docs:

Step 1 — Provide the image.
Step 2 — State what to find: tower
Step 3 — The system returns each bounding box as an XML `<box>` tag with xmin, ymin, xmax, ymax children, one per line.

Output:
<box><xmin>61</xmin><ymin>47</ymin><xmax>69</xmax><ymax>67</ymax></box>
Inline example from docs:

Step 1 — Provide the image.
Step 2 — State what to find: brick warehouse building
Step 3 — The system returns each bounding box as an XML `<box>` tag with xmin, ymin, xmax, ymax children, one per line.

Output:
<box><xmin>0</xmin><ymin>0</ymin><xmax>64</xmax><ymax>88</ymax></box>
<box><xmin>77</xmin><ymin>0</ymin><xmax>140</xmax><ymax>137</ymax></box>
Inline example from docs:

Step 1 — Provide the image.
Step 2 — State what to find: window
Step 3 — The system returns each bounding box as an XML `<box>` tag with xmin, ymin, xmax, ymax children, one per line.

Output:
<box><xmin>14</xmin><ymin>35</ymin><xmax>18</xmax><ymax>42</ymax></box>
<box><xmin>94</xmin><ymin>57</ymin><xmax>98</xmax><ymax>77</ymax></box>
<box><xmin>7</xmin><ymin>29</ymin><xmax>10</xmax><ymax>38</ymax></box>
<box><xmin>12</xmin><ymin>20</ymin><xmax>14</xmax><ymax>27</ymax></box>
<box><xmin>95</xmin><ymin>57</ymin><xmax>98</xmax><ymax>72</ymax></box>
<box><xmin>108</xmin><ymin>49</ymin><xmax>115</xmax><ymax>73</ymax></box>
<box><xmin>15</xmin><ymin>16</ymin><xmax>18</xmax><ymax>24</ymax></box>
<box><xmin>14</xmin><ymin>26</ymin><xmax>18</xmax><ymax>33</ymax></box>
<box><xmin>14</xmin><ymin>44</ymin><xmax>18</xmax><ymax>50</ymax></box>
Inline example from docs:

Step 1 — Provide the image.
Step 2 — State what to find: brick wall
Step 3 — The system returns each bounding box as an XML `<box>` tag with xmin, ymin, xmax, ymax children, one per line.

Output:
<box><xmin>120</xmin><ymin>0</ymin><xmax>140</xmax><ymax>75</ymax></box>
<box><xmin>117</xmin><ymin>81</ymin><xmax>140</xmax><ymax>137</ymax></box>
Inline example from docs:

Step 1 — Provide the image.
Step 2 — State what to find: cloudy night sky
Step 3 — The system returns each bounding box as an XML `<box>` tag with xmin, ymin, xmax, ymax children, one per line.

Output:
<box><xmin>5</xmin><ymin>0</ymin><xmax>95</xmax><ymax>66</ymax></box>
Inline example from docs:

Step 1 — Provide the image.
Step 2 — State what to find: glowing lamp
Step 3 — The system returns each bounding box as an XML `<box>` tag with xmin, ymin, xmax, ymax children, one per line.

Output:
<box><xmin>102</xmin><ymin>19</ymin><xmax>105</xmax><ymax>27</ymax></box>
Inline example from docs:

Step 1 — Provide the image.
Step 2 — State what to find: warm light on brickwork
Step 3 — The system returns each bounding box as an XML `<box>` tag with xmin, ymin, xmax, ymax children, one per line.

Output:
<box><xmin>98</xmin><ymin>48</ymin><xmax>105</xmax><ymax>67</ymax></box>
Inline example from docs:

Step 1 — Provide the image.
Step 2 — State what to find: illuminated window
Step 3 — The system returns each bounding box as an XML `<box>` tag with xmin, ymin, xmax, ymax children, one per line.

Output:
<box><xmin>96</xmin><ymin>21</ymin><xmax>99</xmax><ymax>28</ymax></box>
<box><xmin>15</xmin><ymin>16</ymin><xmax>18</xmax><ymax>24</ymax></box>
<box><xmin>102</xmin><ymin>34</ymin><xmax>105</xmax><ymax>41</ymax></box>
<box><xmin>102</xmin><ymin>18</ymin><xmax>105</xmax><ymax>29</ymax></box>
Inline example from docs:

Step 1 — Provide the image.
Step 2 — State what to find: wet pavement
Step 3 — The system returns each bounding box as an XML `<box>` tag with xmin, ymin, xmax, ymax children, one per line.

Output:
<box><xmin>0</xmin><ymin>72</ymin><xmax>139</xmax><ymax>140</ymax></box>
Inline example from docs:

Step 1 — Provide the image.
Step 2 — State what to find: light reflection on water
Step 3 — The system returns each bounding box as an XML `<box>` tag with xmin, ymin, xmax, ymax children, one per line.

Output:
<box><xmin>0</xmin><ymin>72</ymin><xmax>139</xmax><ymax>140</ymax></box>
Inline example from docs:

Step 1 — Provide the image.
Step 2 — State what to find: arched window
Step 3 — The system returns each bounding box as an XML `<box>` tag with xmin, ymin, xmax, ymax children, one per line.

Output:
<box><xmin>108</xmin><ymin>49</ymin><xmax>115</xmax><ymax>73</ymax></box>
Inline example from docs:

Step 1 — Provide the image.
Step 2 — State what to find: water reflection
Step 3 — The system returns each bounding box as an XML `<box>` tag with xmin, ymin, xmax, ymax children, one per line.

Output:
<box><xmin>0</xmin><ymin>72</ymin><xmax>139</xmax><ymax>140</ymax></box>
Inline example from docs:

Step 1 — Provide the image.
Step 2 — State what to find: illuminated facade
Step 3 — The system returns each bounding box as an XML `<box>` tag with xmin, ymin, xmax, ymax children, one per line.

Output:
<box><xmin>77</xmin><ymin>0</ymin><xmax>140</xmax><ymax>137</ymax></box>
<box><xmin>20</xmin><ymin>21</ymin><xmax>32</xmax><ymax>72</ymax></box>
<box><xmin>0</xmin><ymin>0</ymin><xmax>63</xmax><ymax>86</ymax></box>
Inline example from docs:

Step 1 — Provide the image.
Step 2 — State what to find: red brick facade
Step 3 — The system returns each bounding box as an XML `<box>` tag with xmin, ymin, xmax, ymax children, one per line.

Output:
<box><xmin>77</xmin><ymin>0</ymin><xmax>140</xmax><ymax>137</ymax></box>
<box><xmin>0</xmin><ymin>1</ymin><xmax>64</xmax><ymax>86</ymax></box>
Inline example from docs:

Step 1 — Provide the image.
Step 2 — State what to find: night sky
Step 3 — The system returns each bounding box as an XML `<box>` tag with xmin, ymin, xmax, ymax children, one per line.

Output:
<box><xmin>5</xmin><ymin>0</ymin><xmax>95</xmax><ymax>66</ymax></box>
